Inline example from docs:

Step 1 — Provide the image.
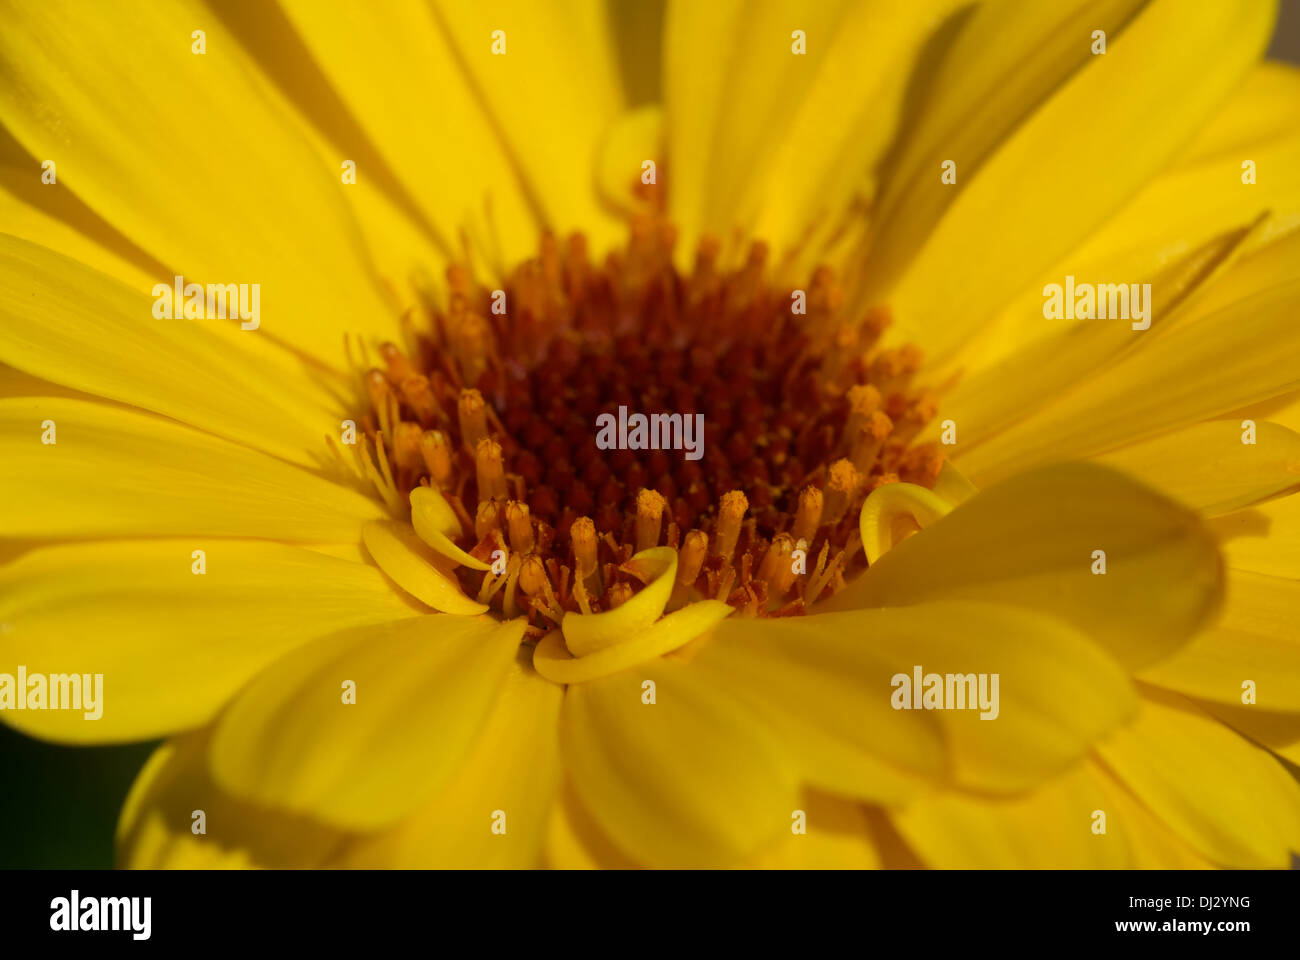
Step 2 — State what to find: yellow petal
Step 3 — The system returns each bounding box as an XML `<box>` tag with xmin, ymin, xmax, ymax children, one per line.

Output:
<box><xmin>939</xmin><ymin>221</ymin><xmax>1262</xmax><ymax>453</ymax></box>
<box><xmin>0</xmin><ymin>363</ymin><xmax>88</xmax><ymax>403</ymax></box>
<box><xmin>877</xmin><ymin>604</ymin><xmax>1136</xmax><ymax>793</ymax></box>
<box><xmin>1180</xmin><ymin>60</ymin><xmax>1300</xmax><ymax>164</ymax></box>
<box><xmin>666</xmin><ymin>0</ymin><xmax>968</xmax><ymax>270</ymax></box>
<box><xmin>535</xmin><ymin>598</ymin><xmax>733</xmax><ymax>685</ymax></box>
<box><xmin>0</xmin><ymin>396</ymin><xmax>382</xmax><ymax>540</ymax></box>
<box><xmin>0</xmin><ymin>0</ymin><xmax>394</xmax><ymax>367</ymax></box>
<box><xmin>688</xmin><ymin>610</ymin><xmax>947</xmax><ymax>805</ymax></box>
<box><xmin>751</xmin><ymin>1</ymin><xmax>973</xmax><ymax>278</ymax></box>
<box><xmin>1139</xmin><ymin>571</ymin><xmax>1300</xmax><ymax>709</ymax></box>
<box><xmin>596</xmin><ymin>105</ymin><xmax>663</xmax><ymax>217</ymax></box>
<box><xmin>1089</xmin><ymin>759</ymin><xmax>1214</xmax><ymax>869</ymax></box>
<box><xmin>0</xmin><ymin>540</ymin><xmax>421</xmax><ymax>742</ymax></box>
<box><xmin>561</xmin><ymin>658</ymin><xmax>799</xmax><ymax>867</ymax></box>
<box><xmin>1196</xmin><ymin>698</ymin><xmax>1300</xmax><ymax>768</ymax></box>
<box><xmin>276</xmin><ymin>0</ymin><xmax>540</xmax><ymax>271</ymax></box>
<box><xmin>410</xmin><ymin>486</ymin><xmax>489</xmax><ymax>570</ymax></box>
<box><xmin>116</xmin><ymin>730</ymin><xmax>341</xmax><ymax>869</ymax></box>
<box><xmin>892</xmin><ymin>762</ymin><xmax>1127</xmax><ymax>869</ymax></box>
<box><xmin>965</xmin><ymin>63</ymin><xmax>1300</xmax><ymax>374</ymax></box>
<box><xmin>1095</xmin><ymin>689</ymin><xmax>1300</xmax><ymax>867</ymax></box>
<box><xmin>0</xmin><ymin>235</ymin><xmax>341</xmax><ymax>469</ymax></box>
<box><xmin>210</xmin><ymin>615</ymin><xmax>522</xmax><ymax>830</ymax></box>
<box><xmin>5</xmin><ymin>130</ymin><xmax>361</xmax><ymax>340</ymax></box>
<box><xmin>334</xmin><ymin>649</ymin><xmax>562</xmax><ymax>868</ymax></box>
<box><xmin>1094</xmin><ymin>419</ymin><xmax>1300</xmax><ymax>516</ymax></box>
<box><xmin>957</xmin><ymin>278</ymin><xmax>1300</xmax><ymax>484</ymax></box>
<box><xmin>859</xmin><ymin>481</ymin><xmax>953</xmax><ymax>563</ymax></box>
<box><xmin>1165</xmin><ymin>218</ymin><xmax>1300</xmax><ymax>326</ymax></box>
<box><xmin>543</xmin><ymin>779</ymin><xmax>641</xmax><ymax>869</ymax></box>
<box><xmin>866</xmin><ymin>0</ymin><xmax>1275</xmax><ymax>364</ymax></box>
<box><xmin>865</xmin><ymin>0</ymin><xmax>1143</xmax><ymax>298</ymax></box>
<box><xmin>1235</xmin><ymin>386</ymin><xmax>1300</xmax><ymax>434</ymax></box>
<box><xmin>607</xmin><ymin>0</ymin><xmax>661</xmax><ymax>106</ymax></box>
<box><xmin>562</xmin><ymin>546</ymin><xmax>675</xmax><ymax>656</ymax></box>
<box><xmin>860</xmin><ymin>806</ymin><xmax>925</xmax><ymax>868</ymax></box>
<box><xmin>698</xmin><ymin>601</ymin><xmax>1137</xmax><ymax>797</ymax></box>
<box><xmin>931</xmin><ymin>460</ymin><xmax>978</xmax><ymax>506</ymax></box>
<box><xmin>661</xmin><ymin>0</ymin><xmax>744</xmax><ymax>264</ymax></box>
<box><xmin>204</xmin><ymin>0</ymin><xmax>453</xmax><ymax>315</ymax></box>
<box><xmin>1209</xmin><ymin>491</ymin><xmax>1300</xmax><ymax>578</ymax></box>
<box><xmin>897</xmin><ymin>757</ymin><xmax>1215</xmax><ymax>868</ymax></box>
<box><xmin>752</xmin><ymin>790</ymin><xmax>880</xmax><ymax>869</ymax></box>
<box><xmin>672</xmin><ymin>0</ymin><xmax>848</xmax><ymax>257</ymax></box>
<box><xmin>0</xmin><ymin>146</ymin><xmax>159</xmax><ymax>294</ymax></box>
<box><xmin>431</xmin><ymin>0</ymin><xmax>626</xmax><ymax>256</ymax></box>
<box><xmin>821</xmin><ymin>463</ymin><xmax>1224</xmax><ymax>670</ymax></box>
<box><xmin>361</xmin><ymin>520</ymin><xmax>488</xmax><ymax>615</ymax></box>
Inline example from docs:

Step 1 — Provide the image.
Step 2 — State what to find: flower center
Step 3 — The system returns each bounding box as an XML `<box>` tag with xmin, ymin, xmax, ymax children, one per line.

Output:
<box><xmin>344</xmin><ymin>217</ymin><xmax>943</xmax><ymax>633</ymax></box>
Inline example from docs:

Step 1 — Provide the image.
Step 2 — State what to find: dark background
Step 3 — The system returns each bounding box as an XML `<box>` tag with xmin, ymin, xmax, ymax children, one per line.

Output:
<box><xmin>1271</xmin><ymin>0</ymin><xmax>1300</xmax><ymax>60</ymax></box>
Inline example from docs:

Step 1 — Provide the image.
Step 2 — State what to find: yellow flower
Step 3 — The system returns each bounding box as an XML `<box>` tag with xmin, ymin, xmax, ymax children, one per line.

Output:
<box><xmin>1</xmin><ymin>0</ymin><xmax>1298</xmax><ymax>869</ymax></box>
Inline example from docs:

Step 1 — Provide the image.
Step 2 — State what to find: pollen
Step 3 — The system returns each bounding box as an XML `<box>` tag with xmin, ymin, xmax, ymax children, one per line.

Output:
<box><xmin>342</xmin><ymin>218</ymin><xmax>943</xmax><ymax>631</ymax></box>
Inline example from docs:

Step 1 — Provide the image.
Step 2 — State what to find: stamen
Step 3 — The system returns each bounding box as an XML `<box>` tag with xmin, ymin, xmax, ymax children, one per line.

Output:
<box><xmin>570</xmin><ymin>517</ymin><xmax>601</xmax><ymax>589</ymax></box>
<box><xmin>843</xmin><ymin>383</ymin><xmax>883</xmax><ymax>439</ymax></box>
<box><xmin>458</xmin><ymin>389</ymin><xmax>489</xmax><ymax>452</ymax></box>
<box><xmin>849</xmin><ymin>410</ymin><xmax>893</xmax><ymax>475</ymax></box>
<box><xmin>635</xmin><ymin>489</ymin><xmax>666</xmax><ymax>552</ymax></box>
<box><xmin>900</xmin><ymin>443</ymin><xmax>946</xmax><ymax>488</ymax></box>
<box><xmin>677</xmin><ymin>529</ymin><xmax>708</xmax><ymax>588</ymax></box>
<box><xmin>890</xmin><ymin>391</ymin><xmax>938</xmax><ymax>447</ymax></box>
<box><xmin>757</xmin><ymin>533</ymin><xmax>794</xmax><ymax>593</ymax></box>
<box><xmin>419</xmin><ymin>430</ymin><xmax>453</xmax><ymax>489</ymax></box>
<box><xmin>711</xmin><ymin>491</ymin><xmax>748</xmax><ymax>561</ymax></box>
<box><xmin>500</xmin><ymin>553</ymin><xmax>524</xmax><ymax>618</ymax></box>
<box><xmin>475</xmin><ymin>498</ymin><xmax>502</xmax><ymax>543</ymax></box>
<box><xmin>392</xmin><ymin>421</ymin><xmax>424</xmax><ymax>473</ymax></box>
<box><xmin>606</xmin><ymin>581</ymin><xmax>634</xmax><ymax>609</ymax></box>
<box><xmin>451</xmin><ymin>310</ymin><xmax>492</xmax><ymax>387</ymax></box>
<box><xmin>506</xmin><ymin>500</ymin><xmax>535</xmax><ymax>554</ymax></box>
<box><xmin>791</xmin><ymin>485</ymin><xmax>824</xmax><ymax>546</ymax></box>
<box><xmin>358</xmin><ymin>433</ymin><xmax>402</xmax><ymax>513</ymax></box>
<box><xmin>365</xmin><ymin>368</ymin><xmax>391</xmax><ymax>419</ymax></box>
<box><xmin>475</xmin><ymin>437</ymin><xmax>508</xmax><ymax>501</ymax></box>
<box><xmin>345</xmin><ymin>222</ymin><xmax>944</xmax><ymax>627</ymax></box>
<box><xmin>379</xmin><ymin>341</ymin><xmax>414</xmax><ymax>384</ymax></box>
<box><xmin>822</xmin><ymin>459</ymin><xmax>861</xmax><ymax>526</ymax></box>
<box><xmin>401</xmin><ymin>374</ymin><xmax>442</xmax><ymax>426</ymax></box>
<box><xmin>518</xmin><ymin>555</ymin><xmax>550</xmax><ymax>597</ymax></box>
